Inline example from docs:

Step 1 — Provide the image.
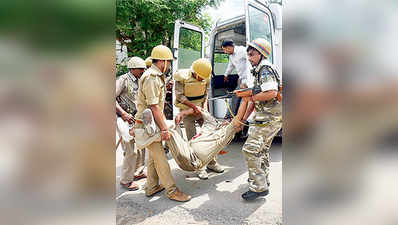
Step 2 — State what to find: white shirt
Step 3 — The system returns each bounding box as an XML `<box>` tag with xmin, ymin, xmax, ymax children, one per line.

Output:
<box><xmin>224</xmin><ymin>45</ymin><xmax>252</xmax><ymax>86</ymax></box>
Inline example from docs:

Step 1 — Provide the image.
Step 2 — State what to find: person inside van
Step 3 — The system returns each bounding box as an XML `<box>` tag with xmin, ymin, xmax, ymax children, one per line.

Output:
<box><xmin>221</xmin><ymin>39</ymin><xmax>252</xmax><ymax>119</ymax></box>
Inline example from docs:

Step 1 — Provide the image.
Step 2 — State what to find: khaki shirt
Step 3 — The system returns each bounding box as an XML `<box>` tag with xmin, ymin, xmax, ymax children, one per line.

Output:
<box><xmin>174</xmin><ymin>69</ymin><xmax>209</xmax><ymax>107</ymax></box>
<box><xmin>135</xmin><ymin>64</ymin><xmax>166</xmax><ymax>122</ymax></box>
<box><xmin>252</xmin><ymin>59</ymin><xmax>282</xmax><ymax>122</ymax></box>
<box><xmin>116</xmin><ymin>72</ymin><xmax>139</xmax><ymax>114</ymax></box>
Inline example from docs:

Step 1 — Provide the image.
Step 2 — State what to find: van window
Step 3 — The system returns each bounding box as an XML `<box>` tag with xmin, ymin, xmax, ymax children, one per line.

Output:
<box><xmin>213</xmin><ymin>24</ymin><xmax>245</xmax><ymax>76</ymax></box>
<box><xmin>248</xmin><ymin>5</ymin><xmax>273</xmax><ymax>63</ymax></box>
<box><xmin>214</xmin><ymin>53</ymin><xmax>237</xmax><ymax>75</ymax></box>
<box><xmin>178</xmin><ymin>27</ymin><xmax>202</xmax><ymax>69</ymax></box>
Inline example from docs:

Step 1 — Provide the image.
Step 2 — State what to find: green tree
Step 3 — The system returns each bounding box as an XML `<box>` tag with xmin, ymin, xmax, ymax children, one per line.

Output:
<box><xmin>116</xmin><ymin>0</ymin><xmax>221</xmax><ymax>59</ymax></box>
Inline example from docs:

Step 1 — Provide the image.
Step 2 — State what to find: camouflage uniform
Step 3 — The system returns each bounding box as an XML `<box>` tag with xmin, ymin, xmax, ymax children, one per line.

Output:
<box><xmin>116</xmin><ymin>72</ymin><xmax>146</xmax><ymax>184</ymax></box>
<box><xmin>242</xmin><ymin>59</ymin><xmax>282</xmax><ymax>193</ymax></box>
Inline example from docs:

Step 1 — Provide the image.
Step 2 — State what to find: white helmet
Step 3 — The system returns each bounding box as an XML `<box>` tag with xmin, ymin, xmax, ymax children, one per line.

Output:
<box><xmin>127</xmin><ymin>57</ymin><xmax>146</xmax><ymax>69</ymax></box>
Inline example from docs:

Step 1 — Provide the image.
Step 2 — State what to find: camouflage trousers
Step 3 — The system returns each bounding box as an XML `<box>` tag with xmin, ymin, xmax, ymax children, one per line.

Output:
<box><xmin>242</xmin><ymin>120</ymin><xmax>282</xmax><ymax>192</ymax></box>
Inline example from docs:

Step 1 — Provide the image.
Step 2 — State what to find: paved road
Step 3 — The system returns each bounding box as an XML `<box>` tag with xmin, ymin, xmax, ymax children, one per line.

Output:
<box><xmin>116</xmin><ymin>136</ymin><xmax>282</xmax><ymax>225</ymax></box>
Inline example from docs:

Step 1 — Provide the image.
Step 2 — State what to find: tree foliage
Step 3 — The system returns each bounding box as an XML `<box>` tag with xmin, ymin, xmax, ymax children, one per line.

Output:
<box><xmin>116</xmin><ymin>0</ymin><xmax>221</xmax><ymax>59</ymax></box>
<box><xmin>179</xmin><ymin>27</ymin><xmax>203</xmax><ymax>52</ymax></box>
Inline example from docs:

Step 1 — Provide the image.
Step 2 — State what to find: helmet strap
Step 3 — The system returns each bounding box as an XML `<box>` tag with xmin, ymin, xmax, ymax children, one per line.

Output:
<box><xmin>256</xmin><ymin>55</ymin><xmax>264</xmax><ymax>69</ymax></box>
<box><xmin>163</xmin><ymin>60</ymin><xmax>167</xmax><ymax>73</ymax></box>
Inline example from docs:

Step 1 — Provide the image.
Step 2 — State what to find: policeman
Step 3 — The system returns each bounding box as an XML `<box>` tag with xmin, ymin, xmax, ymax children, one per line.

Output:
<box><xmin>116</xmin><ymin>56</ymin><xmax>147</xmax><ymax>191</ymax></box>
<box><xmin>145</xmin><ymin>56</ymin><xmax>152</xmax><ymax>69</ymax></box>
<box><xmin>174</xmin><ymin>58</ymin><xmax>224</xmax><ymax>179</ymax></box>
<box><xmin>135</xmin><ymin>45</ymin><xmax>191</xmax><ymax>202</ymax></box>
<box><xmin>234</xmin><ymin>38</ymin><xmax>282</xmax><ymax>200</ymax></box>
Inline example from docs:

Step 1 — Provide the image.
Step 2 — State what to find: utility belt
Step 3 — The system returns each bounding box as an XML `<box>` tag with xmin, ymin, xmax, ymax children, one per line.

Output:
<box><xmin>251</xmin><ymin>113</ymin><xmax>282</xmax><ymax>127</ymax></box>
<box><xmin>251</xmin><ymin>120</ymin><xmax>271</xmax><ymax>127</ymax></box>
<box><xmin>186</xmin><ymin>95</ymin><xmax>205</xmax><ymax>101</ymax></box>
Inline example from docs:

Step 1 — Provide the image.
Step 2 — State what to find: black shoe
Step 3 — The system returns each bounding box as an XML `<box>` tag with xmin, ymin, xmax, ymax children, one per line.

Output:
<box><xmin>241</xmin><ymin>190</ymin><xmax>269</xmax><ymax>201</ymax></box>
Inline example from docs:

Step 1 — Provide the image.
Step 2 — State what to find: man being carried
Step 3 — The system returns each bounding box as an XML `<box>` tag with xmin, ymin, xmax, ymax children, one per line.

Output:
<box><xmin>174</xmin><ymin>58</ymin><xmax>224</xmax><ymax>179</ymax></box>
<box><xmin>135</xmin><ymin>96</ymin><xmax>251</xmax><ymax>173</ymax></box>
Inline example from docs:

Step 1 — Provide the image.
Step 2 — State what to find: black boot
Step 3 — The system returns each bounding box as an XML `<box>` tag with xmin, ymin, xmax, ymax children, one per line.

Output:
<box><xmin>241</xmin><ymin>190</ymin><xmax>269</xmax><ymax>201</ymax></box>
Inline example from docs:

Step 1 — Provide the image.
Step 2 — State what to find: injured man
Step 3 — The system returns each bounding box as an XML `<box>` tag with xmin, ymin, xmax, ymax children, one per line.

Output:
<box><xmin>133</xmin><ymin>98</ymin><xmax>253</xmax><ymax>172</ymax></box>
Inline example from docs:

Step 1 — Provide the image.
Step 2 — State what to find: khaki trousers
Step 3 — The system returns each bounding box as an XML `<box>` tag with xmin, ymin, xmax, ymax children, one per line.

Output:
<box><xmin>145</xmin><ymin>141</ymin><xmax>177</xmax><ymax>196</ymax></box>
<box><xmin>120</xmin><ymin>139</ymin><xmax>146</xmax><ymax>183</ymax></box>
<box><xmin>183</xmin><ymin>114</ymin><xmax>217</xmax><ymax>169</ymax></box>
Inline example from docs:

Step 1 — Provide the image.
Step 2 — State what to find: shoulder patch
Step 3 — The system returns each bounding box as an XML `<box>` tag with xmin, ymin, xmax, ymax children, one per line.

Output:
<box><xmin>173</xmin><ymin>69</ymin><xmax>191</xmax><ymax>82</ymax></box>
<box><xmin>259</xmin><ymin>66</ymin><xmax>273</xmax><ymax>78</ymax></box>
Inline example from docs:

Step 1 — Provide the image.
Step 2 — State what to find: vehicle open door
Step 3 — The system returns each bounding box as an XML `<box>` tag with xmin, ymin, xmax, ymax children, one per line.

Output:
<box><xmin>246</xmin><ymin>0</ymin><xmax>283</xmax><ymax>137</ymax></box>
<box><xmin>172</xmin><ymin>20</ymin><xmax>205</xmax><ymax>118</ymax></box>
<box><xmin>208</xmin><ymin>17</ymin><xmax>246</xmax><ymax>119</ymax></box>
<box><xmin>245</xmin><ymin>0</ymin><xmax>281</xmax><ymax>74</ymax></box>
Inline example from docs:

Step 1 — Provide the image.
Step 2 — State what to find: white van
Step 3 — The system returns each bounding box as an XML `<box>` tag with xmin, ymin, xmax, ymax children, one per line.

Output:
<box><xmin>171</xmin><ymin>0</ymin><xmax>282</xmax><ymax>137</ymax></box>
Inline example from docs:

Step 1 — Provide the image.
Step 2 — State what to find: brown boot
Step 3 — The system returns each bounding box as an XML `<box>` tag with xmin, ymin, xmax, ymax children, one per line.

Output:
<box><xmin>168</xmin><ymin>189</ymin><xmax>191</xmax><ymax>202</ymax></box>
<box><xmin>145</xmin><ymin>185</ymin><xmax>165</xmax><ymax>197</ymax></box>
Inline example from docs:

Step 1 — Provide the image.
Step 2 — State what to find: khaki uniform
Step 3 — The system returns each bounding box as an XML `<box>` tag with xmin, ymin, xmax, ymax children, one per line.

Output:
<box><xmin>166</xmin><ymin>112</ymin><xmax>237</xmax><ymax>171</ymax></box>
<box><xmin>242</xmin><ymin>59</ymin><xmax>282</xmax><ymax>192</ymax></box>
<box><xmin>174</xmin><ymin>69</ymin><xmax>218</xmax><ymax>167</ymax></box>
<box><xmin>116</xmin><ymin>73</ymin><xmax>146</xmax><ymax>184</ymax></box>
<box><xmin>135</xmin><ymin>65</ymin><xmax>177</xmax><ymax>196</ymax></box>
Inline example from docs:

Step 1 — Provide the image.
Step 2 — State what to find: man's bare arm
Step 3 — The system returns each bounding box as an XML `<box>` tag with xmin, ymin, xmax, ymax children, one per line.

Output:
<box><xmin>175</xmin><ymin>108</ymin><xmax>195</xmax><ymax>125</ymax></box>
<box><xmin>252</xmin><ymin>90</ymin><xmax>277</xmax><ymax>102</ymax></box>
<box><xmin>242</xmin><ymin>100</ymin><xmax>255</xmax><ymax>122</ymax></box>
<box><xmin>182</xmin><ymin>100</ymin><xmax>201</xmax><ymax>115</ymax></box>
<box><xmin>231</xmin><ymin>97</ymin><xmax>251</xmax><ymax>131</ymax></box>
<box><xmin>235</xmin><ymin>89</ymin><xmax>277</xmax><ymax>101</ymax></box>
<box><xmin>149</xmin><ymin>104</ymin><xmax>168</xmax><ymax>131</ymax></box>
<box><xmin>150</xmin><ymin>104</ymin><xmax>171</xmax><ymax>141</ymax></box>
<box><xmin>235</xmin><ymin>97</ymin><xmax>249</xmax><ymax>121</ymax></box>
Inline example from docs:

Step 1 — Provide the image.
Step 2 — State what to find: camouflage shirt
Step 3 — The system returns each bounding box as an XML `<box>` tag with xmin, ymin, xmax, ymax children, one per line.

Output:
<box><xmin>116</xmin><ymin>72</ymin><xmax>139</xmax><ymax>115</ymax></box>
<box><xmin>252</xmin><ymin>59</ymin><xmax>282</xmax><ymax>122</ymax></box>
